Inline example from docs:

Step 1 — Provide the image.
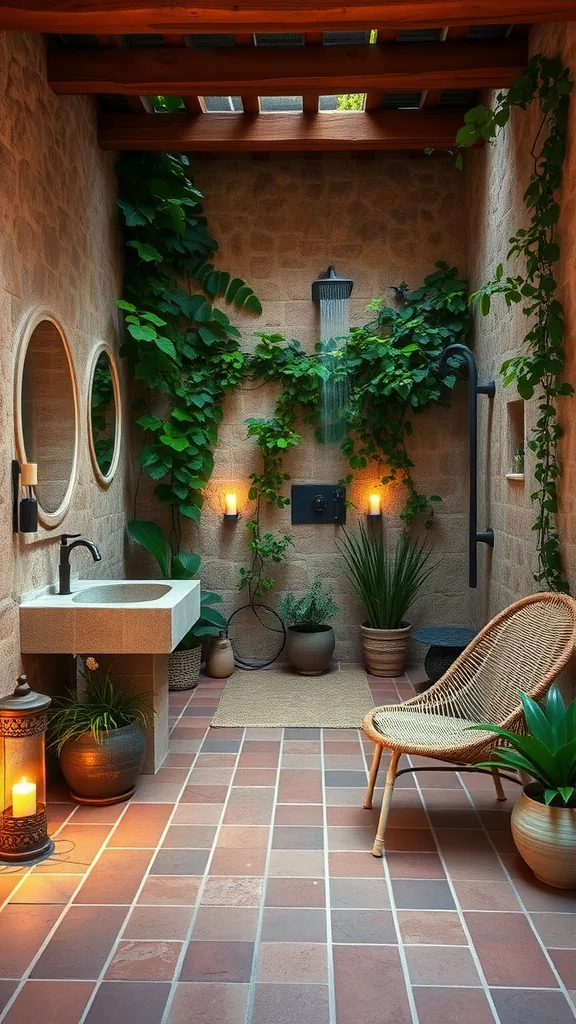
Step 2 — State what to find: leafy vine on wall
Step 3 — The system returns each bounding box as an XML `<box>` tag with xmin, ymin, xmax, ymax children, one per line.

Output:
<box><xmin>456</xmin><ymin>54</ymin><xmax>574</xmax><ymax>593</ymax></box>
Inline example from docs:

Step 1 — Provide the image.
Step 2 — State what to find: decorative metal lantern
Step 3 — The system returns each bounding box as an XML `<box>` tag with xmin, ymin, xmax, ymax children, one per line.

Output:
<box><xmin>0</xmin><ymin>675</ymin><xmax>54</xmax><ymax>863</ymax></box>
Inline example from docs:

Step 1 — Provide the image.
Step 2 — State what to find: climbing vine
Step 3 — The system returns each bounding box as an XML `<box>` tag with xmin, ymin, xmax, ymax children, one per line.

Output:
<box><xmin>116</xmin><ymin>152</ymin><xmax>259</xmax><ymax>550</ymax></box>
<box><xmin>456</xmin><ymin>54</ymin><xmax>573</xmax><ymax>592</ymax></box>
<box><xmin>240</xmin><ymin>263</ymin><xmax>471</xmax><ymax>592</ymax></box>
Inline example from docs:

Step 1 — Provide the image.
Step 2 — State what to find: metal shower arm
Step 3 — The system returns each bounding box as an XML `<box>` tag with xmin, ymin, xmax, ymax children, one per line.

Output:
<box><xmin>437</xmin><ymin>343</ymin><xmax>495</xmax><ymax>588</ymax></box>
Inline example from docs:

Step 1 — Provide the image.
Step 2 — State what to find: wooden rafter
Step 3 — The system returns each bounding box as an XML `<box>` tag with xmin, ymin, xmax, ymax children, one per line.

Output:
<box><xmin>48</xmin><ymin>39</ymin><xmax>527</xmax><ymax>96</ymax></box>
<box><xmin>0</xmin><ymin>0</ymin><xmax>570</xmax><ymax>32</ymax></box>
<box><xmin>98</xmin><ymin>109</ymin><xmax>472</xmax><ymax>151</ymax></box>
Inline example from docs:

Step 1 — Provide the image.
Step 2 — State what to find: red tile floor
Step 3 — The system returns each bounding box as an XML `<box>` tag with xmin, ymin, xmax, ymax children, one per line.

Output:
<box><xmin>0</xmin><ymin>666</ymin><xmax>575</xmax><ymax>1024</ymax></box>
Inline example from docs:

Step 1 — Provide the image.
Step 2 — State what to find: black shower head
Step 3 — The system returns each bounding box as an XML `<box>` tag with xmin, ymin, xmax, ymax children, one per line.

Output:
<box><xmin>312</xmin><ymin>265</ymin><xmax>353</xmax><ymax>302</ymax></box>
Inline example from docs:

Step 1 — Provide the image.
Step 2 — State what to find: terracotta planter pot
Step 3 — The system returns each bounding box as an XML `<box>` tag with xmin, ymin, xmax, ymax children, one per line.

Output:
<box><xmin>60</xmin><ymin>722</ymin><xmax>146</xmax><ymax>805</ymax></box>
<box><xmin>511</xmin><ymin>784</ymin><xmax>576</xmax><ymax>889</ymax></box>
<box><xmin>169</xmin><ymin>646</ymin><xmax>202</xmax><ymax>691</ymax></box>
<box><xmin>361</xmin><ymin>622</ymin><xmax>411</xmax><ymax>677</ymax></box>
<box><xmin>285</xmin><ymin>625</ymin><xmax>335</xmax><ymax>675</ymax></box>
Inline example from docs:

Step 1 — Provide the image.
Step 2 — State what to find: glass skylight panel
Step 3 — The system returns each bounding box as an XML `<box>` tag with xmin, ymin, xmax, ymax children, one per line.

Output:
<box><xmin>323</xmin><ymin>31</ymin><xmax>372</xmax><ymax>45</ymax></box>
<box><xmin>396</xmin><ymin>29</ymin><xmax>443</xmax><ymax>42</ymax></box>
<box><xmin>319</xmin><ymin>95</ymin><xmax>365</xmax><ymax>111</ymax></box>
<box><xmin>381</xmin><ymin>92</ymin><xmax>421</xmax><ymax>110</ymax></box>
<box><xmin>255</xmin><ymin>33</ymin><xmax>304</xmax><ymax>46</ymax></box>
<box><xmin>203</xmin><ymin>96</ymin><xmax>243</xmax><ymax>112</ymax></box>
<box><xmin>188</xmin><ymin>34</ymin><xmax>235</xmax><ymax>48</ymax></box>
<box><xmin>319</xmin><ymin>96</ymin><xmax>342</xmax><ymax>111</ymax></box>
<box><xmin>259</xmin><ymin>97</ymin><xmax>303</xmax><ymax>112</ymax></box>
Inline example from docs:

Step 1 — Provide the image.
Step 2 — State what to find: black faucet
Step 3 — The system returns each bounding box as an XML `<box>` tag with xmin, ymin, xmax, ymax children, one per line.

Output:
<box><xmin>58</xmin><ymin>534</ymin><xmax>102</xmax><ymax>595</ymax></box>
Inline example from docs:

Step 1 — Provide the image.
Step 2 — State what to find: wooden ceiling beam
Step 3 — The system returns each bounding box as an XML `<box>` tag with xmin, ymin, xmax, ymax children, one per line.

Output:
<box><xmin>1</xmin><ymin>0</ymin><xmax>572</xmax><ymax>33</ymax></box>
<box><xmin>48</xmin><ymin>39</ymin><xmax>527</xmax><ymax>96</ymax></box>
<box><xmin>98</xmin><ymin>109</ymin><xmax>472</xmax><ymax>151</ymax></box>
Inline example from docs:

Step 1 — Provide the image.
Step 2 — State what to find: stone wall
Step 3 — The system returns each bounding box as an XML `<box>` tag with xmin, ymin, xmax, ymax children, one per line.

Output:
<box><xmin>465</xmin><ymin>22</ymin><xmax>576</xmax><ymax>630</ymax></box>
<box><xmin>135</xmin><ymin>155</ymin><xmax>471</xmax><ymax>662</ymax></box>
<box><xmin>0</xmin><ymin>33</ymin><xmax>127</xmax><ymax>695</ymax></box>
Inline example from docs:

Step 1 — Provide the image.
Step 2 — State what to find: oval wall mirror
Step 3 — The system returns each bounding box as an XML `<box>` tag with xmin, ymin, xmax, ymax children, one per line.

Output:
<box><xmin>88</xmin><ymin>344</ymin><xmax>121</xmax><ymax>486</ymax></box>
<box><xmin>16</xmin><ymin>313</ymin><xmax>79</xmax><ymax>526</ymax></box>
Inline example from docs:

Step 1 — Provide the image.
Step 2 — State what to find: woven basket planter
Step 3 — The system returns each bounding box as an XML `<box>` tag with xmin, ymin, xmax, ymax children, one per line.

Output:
<box><xmin>168</xmin><ymin>646</ymin><xmax>202</xmax><ymax>691</ymax></box>
<box><xmin>361</xmin><ymin>622</ymin><xmax>411</xmax><ymax>677</ymax></box>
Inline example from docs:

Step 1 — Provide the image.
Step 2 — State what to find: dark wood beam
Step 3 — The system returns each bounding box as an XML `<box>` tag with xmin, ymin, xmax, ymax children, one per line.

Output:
<box><xmin>98</xmin><ymin>109</ymin><xmax>471</xmax><ymax>151</ymax></box>
<box><xmin>0</xmin><ymin>0</ymin><xmax>572</xmax><ymax>33</ymax></box>
<box><xmin>48</xmin><ymin>39</ymin><xmax>527</xmax><ymax>96</ymax></box>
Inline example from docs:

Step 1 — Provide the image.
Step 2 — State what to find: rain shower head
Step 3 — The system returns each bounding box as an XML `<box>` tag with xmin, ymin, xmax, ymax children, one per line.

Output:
<box><xmin>312</xmin><ymin>265</ymin><xmax>353</xmax><ymax>302</ymax></box>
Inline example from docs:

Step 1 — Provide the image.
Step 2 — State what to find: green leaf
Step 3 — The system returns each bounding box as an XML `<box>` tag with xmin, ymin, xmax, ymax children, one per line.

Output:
<box><xmin>171</xmin><ymin>552</ymin><xmax>201</xmax><ymax>578</ymax></box>
<box><xmin>180</xmin><ymin>504</ymin><xmax>201</xmax><ymax>522</ymax></box>
<box><xmin>127</xmin><ymin>520</ymin><xmax>169</xmax><ymax>578</ymax></box>
<box><xmin>127</xmin><ymin>240</ymin><xmax>162</xmax><ymax>262</ymax></box>
<box><xmin>155</xmin><ymin>337</ymin><xmax>178</xmax><ymax>361</ymax></box>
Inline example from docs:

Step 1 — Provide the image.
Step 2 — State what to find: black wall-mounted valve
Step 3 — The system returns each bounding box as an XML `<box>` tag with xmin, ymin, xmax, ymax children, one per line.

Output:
<box><xmin>291</xmin><ymin>484</ymin><xmax>346</xmax><ymax>525</ymax></box>
<box><xmin>436</xmin><ymin>344</ymin><xmax>495</xmax><ymax>588</ymax></box>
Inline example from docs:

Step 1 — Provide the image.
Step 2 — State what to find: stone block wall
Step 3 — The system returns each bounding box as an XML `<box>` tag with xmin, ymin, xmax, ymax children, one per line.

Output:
<box><xmin>137</xmin><ymin>154</ymin><xmax>471</xmax><ymax>663</ymax></box>
<box><xmin>0</xmin><ymin>32</ymin><xmax>127</xmax><ymax>695</ymax></box>
<box><xmin>465</xmin><ymin>22</ymin><xmax>576</xmax><ymax>632</ymax></box>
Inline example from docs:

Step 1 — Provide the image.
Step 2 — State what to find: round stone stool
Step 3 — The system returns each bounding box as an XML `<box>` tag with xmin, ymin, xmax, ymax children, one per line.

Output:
<box><xmin>412</xmin><ymin>626</ymin><xmax>478</xmax><ymax>686</ymax></box>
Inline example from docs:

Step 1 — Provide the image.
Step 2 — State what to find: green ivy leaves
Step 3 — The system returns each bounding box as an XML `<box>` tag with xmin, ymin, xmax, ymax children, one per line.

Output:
<box><xmin>460</xmin><ymin>54</ymin><xmax>573</xmax><ymax>593</ymax></box>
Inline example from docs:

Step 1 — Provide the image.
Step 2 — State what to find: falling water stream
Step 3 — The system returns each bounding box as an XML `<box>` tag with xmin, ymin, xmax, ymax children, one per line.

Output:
<box><xmin>318</xmin><ymin>287</ymin><xmax>350</xmax><ymax>445</ymax></box>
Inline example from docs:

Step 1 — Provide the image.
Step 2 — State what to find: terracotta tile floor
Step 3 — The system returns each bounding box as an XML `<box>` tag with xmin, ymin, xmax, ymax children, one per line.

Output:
<box><xmin>0</xmin><ymin>667</ymin><xmax>575</xmax><ymax>1024</ymax></box>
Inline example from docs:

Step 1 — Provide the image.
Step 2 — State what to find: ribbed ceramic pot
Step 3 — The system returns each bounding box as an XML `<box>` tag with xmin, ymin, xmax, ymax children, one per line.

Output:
<box><xmin>169</xmin><ymin>646</ymin><xmax>202</xmax><ymax>691</ymax></box>
<box><xmin>511</xmin><ymin>784</ymin><xmax>576</xmax><ymax>889</ymax></box>
<box><xmin>60</xmin><ymin>722</ymin><xmax>146</xmax><ymax>805</ymax></box>
<box><xmin>361</xmin><ymin>622</ymin><xmax>411</xmax><ymax>677</ymax></box>
<box><xmin>285</xmin><ymin>625</ymin><xmax>335</xmax><ymax>675</ymax></box>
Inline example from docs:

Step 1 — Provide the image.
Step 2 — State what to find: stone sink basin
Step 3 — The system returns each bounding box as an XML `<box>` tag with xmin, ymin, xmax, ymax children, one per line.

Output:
<box><xmin>19</xmin><ymin>579</ymin><xmax>201</xmax><ymax>654</ymax></box>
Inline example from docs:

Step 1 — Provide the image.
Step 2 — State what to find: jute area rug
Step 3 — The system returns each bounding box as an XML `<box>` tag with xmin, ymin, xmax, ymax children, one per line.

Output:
<box><xmin>210</xmin><ymin>668</ymin><xmax>373</xmax><ymax>729</ymax></box>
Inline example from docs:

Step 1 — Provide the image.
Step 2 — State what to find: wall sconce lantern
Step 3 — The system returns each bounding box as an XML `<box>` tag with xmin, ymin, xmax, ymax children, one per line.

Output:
<box><xmin>367</xmin><ymin>493</ymin><xmax>382</xmax><ymax>519</ymax></box>
<box><xmin>11</xmin><ymin>461</ymin><xmax>38</xmax><ymax>534</ymax></box>
<box><xmin>0</xmin><ymin>676</ymin><xmax>54</xmax><ymax>864</ymax></box>
<box><xmin>223</xmin><ymin>492</ymin><xmax>240</xmax><ymax>522</ymax></box>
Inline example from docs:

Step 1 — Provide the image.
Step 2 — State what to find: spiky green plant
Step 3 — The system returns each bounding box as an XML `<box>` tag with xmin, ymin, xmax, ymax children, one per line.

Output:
<box><xmin>280</xmin><ymin>579</ymin><xmax>338</xmax><ymax>629</ymax></box>
<box><xmin>338</xmin><ymin>525</ymin><xmax>435</xmax><ymax>630</ymax></box>
<box><xmin>471</xmin><ymin>685</ymin><xmax>576</xmax><ymax>807</ymax></box>
<box><xmin>49</xmin><ymin>658</ymin><xmax>153</xmax><ymax>756</ymax></box>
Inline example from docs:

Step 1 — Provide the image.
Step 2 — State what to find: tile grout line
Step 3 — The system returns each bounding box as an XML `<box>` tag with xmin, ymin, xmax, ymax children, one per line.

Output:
<box><xmin>76</xmin><ymin>683</ymin><xmax>219</xmax><ymax>1024</ymax></box>
<box><xmin>410</xmin><ymin>761</ymin><xmax>502</xmax><ymax>1024</ymax></box>
<box><xmin>0</xmin><ymin>802</ymin><xmax>81</xmax><ymax>913</ymax></box>
<box><xmin>321</xmin><ymin>727</ymin><xmax>337</xmax><ymax>1024</ymax></box>
<box><xmin>157</xmin><ymin>710</ymin><xmax>249</xmax><ymax>1024</ymax></box>
<box><xmin>0</xmin><ymin>793</ymin><xmax>135</xmax><ymax>1022</ymax></box>
<box><xmin>243</xmin><ymin>727</ymin><xmax>285</xmax><ymax>1024</ymax></box>
<box><xmin>457</xmin><ymin>772</ymin><xmax>576</xmax><ymax>1016</ymax></box>
<box><xmin>360</xmin><ymin>721</ymin><xmax>420</xmax><ymax>1024</ymax></box>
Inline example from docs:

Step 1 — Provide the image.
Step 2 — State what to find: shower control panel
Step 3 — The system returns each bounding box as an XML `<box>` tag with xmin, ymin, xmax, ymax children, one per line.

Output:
<box><xmin>291</xmin><ymin>484</ymin><xmax>346</xmax><ymax>525</ymax></box>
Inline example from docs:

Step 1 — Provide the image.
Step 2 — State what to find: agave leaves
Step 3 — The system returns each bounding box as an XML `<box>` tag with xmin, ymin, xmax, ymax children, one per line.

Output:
<box><xmin>337</xmin><ymin>525</ymin><xmax>435</xmax><ymax>630</ymax></box>
<box><xmin>471</xmin><ymin>685</ymin><xmax>576</xmax><ymax>806</ymax></box>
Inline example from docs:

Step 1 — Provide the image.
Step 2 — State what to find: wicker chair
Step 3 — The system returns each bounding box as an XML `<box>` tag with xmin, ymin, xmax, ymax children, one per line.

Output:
<box><xmin>363</xmin><ymin>592</ymin><xmax>576</xmax><ymax>857</ymax></box>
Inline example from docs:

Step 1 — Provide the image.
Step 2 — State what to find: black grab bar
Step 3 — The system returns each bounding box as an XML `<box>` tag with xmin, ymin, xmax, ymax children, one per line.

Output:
<box><xmin>436</xmin><ymin>343</ymin><xmax>495</xmax><ymax>588</ymax></box>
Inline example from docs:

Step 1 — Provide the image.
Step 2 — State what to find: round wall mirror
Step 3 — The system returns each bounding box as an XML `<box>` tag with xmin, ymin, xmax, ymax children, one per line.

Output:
<box><xmin>16</xmin><ymin>313</ymin><xmax>79</xmax><ymax>525</ymax></box>
<box><xmin>88</xmin><ymin>344</ymin><xmax>121</xmax><ymax>486</ymax></box>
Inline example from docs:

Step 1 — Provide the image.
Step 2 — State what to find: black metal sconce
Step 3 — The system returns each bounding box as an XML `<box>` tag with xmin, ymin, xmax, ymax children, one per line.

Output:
<box><xmin>223</xmin><ymin>493</ymin><xmax>240</xmax><ymax>523</ymax></box>
<box><xmin>436</xmin><ymin>344</ymin><xmax>495</xmax><ymax>588</ymax></box>
<box><xmin>12</xmin><ymin>461</ymin><xmax>38</xmax><ymax>534</ymax></box>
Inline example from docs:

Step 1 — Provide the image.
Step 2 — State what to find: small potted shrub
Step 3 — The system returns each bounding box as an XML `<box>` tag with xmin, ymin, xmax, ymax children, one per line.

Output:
<box><xmin>51</xmin><ymin>657</ymin><xmax>152</xmax><ymax>805</ymax></box>
<box><xmin>280</xmin><ymin>579</ymin><xmax>338</xmax><ymax>675</ymax></box>
<box><xmin>128</xmin><ymin>521</ymin><xmax>228</xmax><ymax>690</ymax></box>
<box><xmin>338</xmin><ymin>524</ymin><xmax>435</xmax><ymax>676</ymax></box>
<box><xmin>471</xmin><ymin>684</ymin><xmax>576</xmax><ymax>889</ymax></box>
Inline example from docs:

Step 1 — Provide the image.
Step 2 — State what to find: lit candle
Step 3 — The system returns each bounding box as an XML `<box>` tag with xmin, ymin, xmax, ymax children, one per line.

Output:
<box><xmin>368</xmin><ymin>493</ymin><xmax>381</xmax><ymax>516</ymax></box>
<box><xmin>12</xmin><ymin>778</ymin><xmax>36</xmax><ymax>818</ymax></box>
<box><xmin>224</xmin><ymin>493</ymin><xmax>237</xmax><ymax>516</ymax></box>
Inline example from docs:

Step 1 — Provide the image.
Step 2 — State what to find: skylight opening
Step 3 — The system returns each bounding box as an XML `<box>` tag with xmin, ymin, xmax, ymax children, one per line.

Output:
<box><xmin>260</xmin><ymin>97</ymin><xmax>303</xmax><ymax>112</ymax></box>
<box><xmin>203</xmin><ymin>97</ymin><xmax>243</xmax><ymax>112</ymax></box>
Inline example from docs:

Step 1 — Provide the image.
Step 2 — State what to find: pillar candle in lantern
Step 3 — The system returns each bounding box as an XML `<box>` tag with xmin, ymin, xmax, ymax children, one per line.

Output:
<box><xmin>12</xmin><ymin>778</ymin><xmax>36</xmax><ymax>818</ymax></box>
<box><xmin>224</xmin><ymin>493</ymin><xmax>237</xmax><ymax>516</ymax></box>
<box><xmin>368</xmin><ymin>493</ymin><xmax>381</xmax><ymax>516</ymax></box>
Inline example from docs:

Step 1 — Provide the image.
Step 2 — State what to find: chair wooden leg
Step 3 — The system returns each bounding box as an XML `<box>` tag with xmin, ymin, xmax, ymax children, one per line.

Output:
<box><xmin>372</xmin><ymin>749</ymin><xmax>400</xmax><ymax>858</ymax></box>
<box><xmin>363</xmin><ymin>744</ymin><xmax>382</xmax><ymax>810</ymax></box>
<box><xmin>491</xmin><ymin>768</ymin><xmax>506</xmax><ymax>802</ymax></box>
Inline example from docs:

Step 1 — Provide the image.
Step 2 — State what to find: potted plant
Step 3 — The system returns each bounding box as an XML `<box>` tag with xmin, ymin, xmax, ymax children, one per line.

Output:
<box><xmin>338</xmin><ymin>524</ymin><xmax>435</xmax><ymax>676</ymax></box>
<box><xmin>471</xmin><ymin>685</ymin><xmax>576</xmax><ymax>889</ymax></box>
<box><xmin>128</xmin><ymin>520</ymin><xmax>228</xmax><ymax>690</ymax></box>
<box><xmin>280</xmin><ymin>579</ymin><xmax>338</xmax><ymax>675</ymax></box>
<box><xmin>50</xmin><ymin>657</ymin><xmax>152</xmax><ymax>805</ymax></box>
